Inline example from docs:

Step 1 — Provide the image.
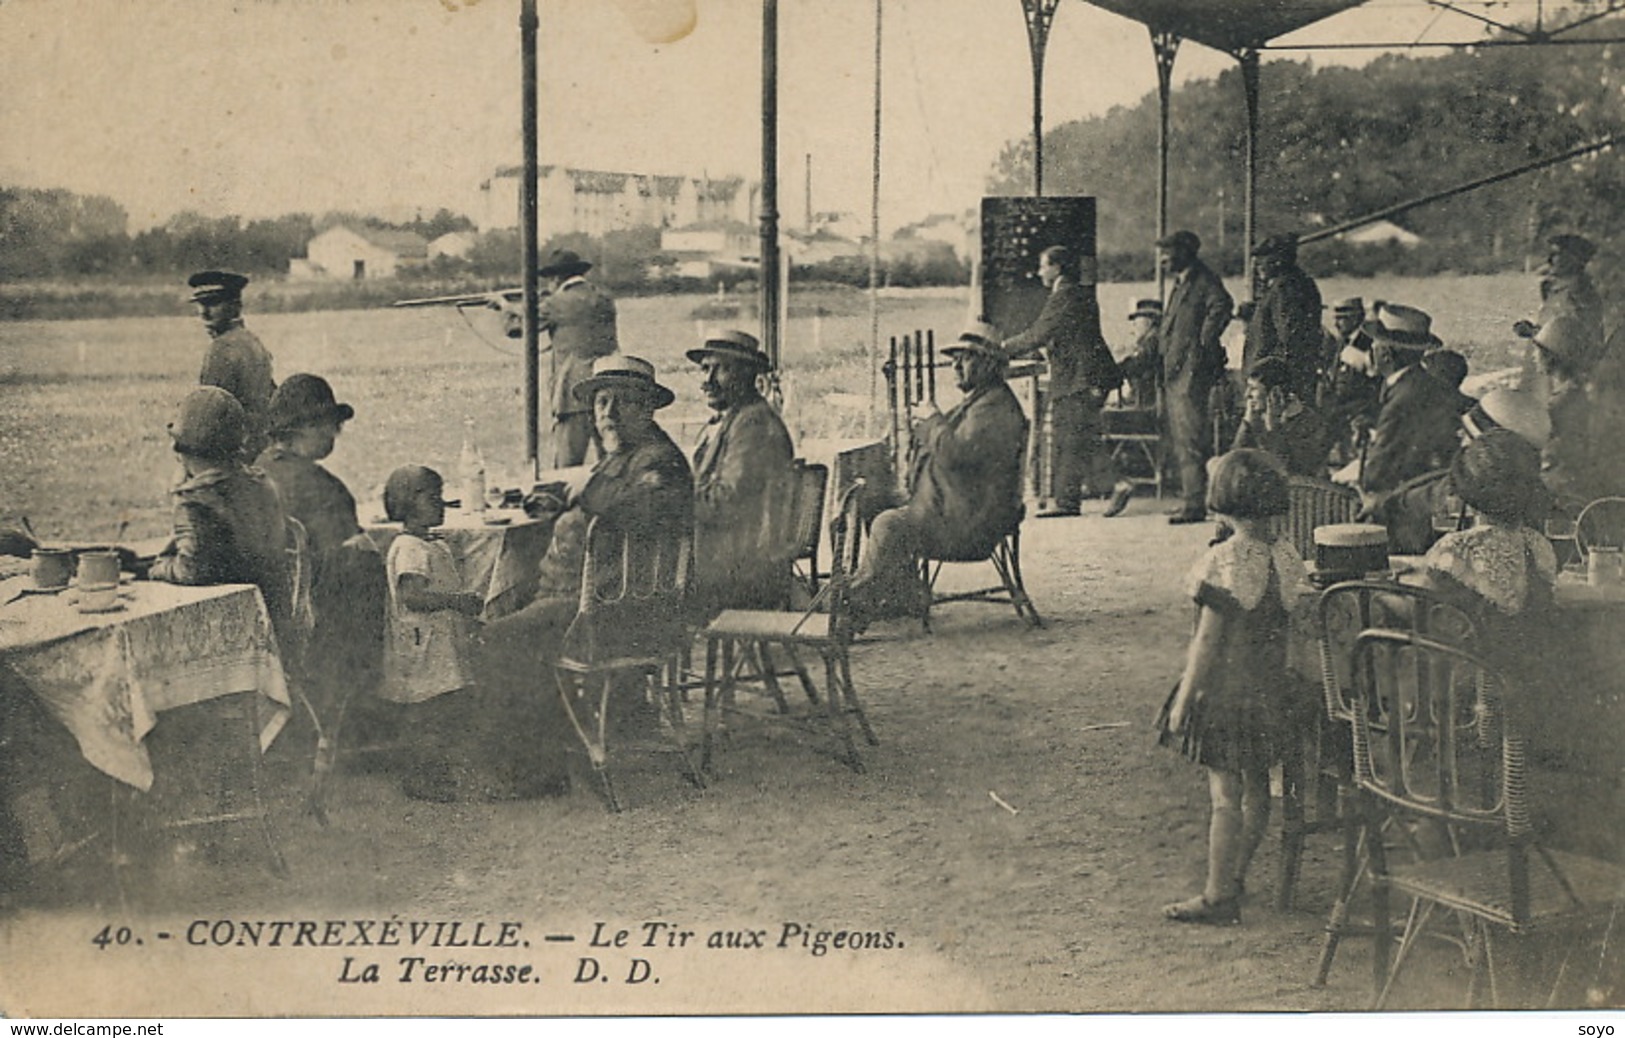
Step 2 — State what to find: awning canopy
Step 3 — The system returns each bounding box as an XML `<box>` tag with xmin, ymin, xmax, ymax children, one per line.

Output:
<box><xmin>1083</xmin><ymin>0</ymin><xmax>1369</xmax><ymax>53</ymax></box>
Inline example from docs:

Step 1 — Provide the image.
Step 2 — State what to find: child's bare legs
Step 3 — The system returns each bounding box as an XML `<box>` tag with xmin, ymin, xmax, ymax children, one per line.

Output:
<box><xmin>1164</xmin><ymin>767</ymin><xmax>1244</xmax><ymax>924</ymax></box>
<box><xmin>1234</xmin><ymin>762</ymin><xmax>1272</xmax><ymax>894</ymax></box>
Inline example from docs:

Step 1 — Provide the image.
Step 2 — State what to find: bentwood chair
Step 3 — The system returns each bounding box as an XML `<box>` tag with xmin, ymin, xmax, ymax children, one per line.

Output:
<box><xmin>1349</xmin><ymin>630</ymin><xmax>1625</xmax><ymax>1008</ymax></box>
<box><xmin>919</xmin><ymin>506</ymin><xmax>1042</xmax><ymax>631</ymax></box>
<box><xmin>1307</xmin><ymin>579</ymin><xmax>1479</xmax><ymax>981</ymax></box>
<box><xmin>701</xmin><ymin>480</ymin><xmax>876</xmax><ymax>774</ymax></box>
<box><xmin>554</xmin><ymin>517</ymin><xmax>703</xmax><ymax>812</ymax></box>
<box><xmin>789</xmin><ymin>460</ymin><xmax>831</xmax><ymax>601</ymax></box>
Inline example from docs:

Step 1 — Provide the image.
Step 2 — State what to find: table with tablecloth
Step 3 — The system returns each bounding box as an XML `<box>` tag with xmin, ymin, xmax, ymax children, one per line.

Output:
<box><xmin>365</xmin><ymin>508</ymin><xmax>555</xmax><ymax>621</ymax></box>
<box><xmin>0</xmin><ymin>579</ymin><xmax>290</xmax><ymax>792</ymax></box>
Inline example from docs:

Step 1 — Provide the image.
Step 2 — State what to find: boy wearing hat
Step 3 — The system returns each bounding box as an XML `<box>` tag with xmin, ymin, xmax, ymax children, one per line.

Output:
<box><xmin>688</xmin><ymin>329</ymin><xmax>796</xmax><ymax>613</ymax></box>
<box><xmin>1243</xmin><ymin>233</ymin><xmax>1323</xmax><ymax>406</ymax></box>
<box><xmin>537</xmin><ymin>248</ymin><xmax>619</xmax><ymax>467</ymax></box>
<box><xmin>1156</xmin><ymin>229</ymin><xmax>1234</xmax><ymax>523</ymax></box>
<box><xmin>850</xmin><ymin>324</ymin><xmax>1028</xmax><ymax>621</ymax></box>
<box><xmin>473</xmin><ymin>355</ymin><xmax>692</xmax><ymax>799</ymax></box>
<box><xmin>189</xmin><ymin>270</ymin><xmax>276</xmax><ymax>459</ymax></box>
<box><xmin>148</xmin><ymin>387</ymin><xmax>293</xmax><ymax>644</ymax></box>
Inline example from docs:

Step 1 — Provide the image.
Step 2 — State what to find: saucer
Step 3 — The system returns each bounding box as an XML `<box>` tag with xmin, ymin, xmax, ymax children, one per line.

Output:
<box><xmin>480</xmin><ymin>515</ymin><xmax>513</xmax><ymax>526</ymax></box>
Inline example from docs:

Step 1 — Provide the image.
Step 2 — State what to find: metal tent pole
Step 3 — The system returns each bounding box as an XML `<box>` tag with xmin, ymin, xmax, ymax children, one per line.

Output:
<box><xmin>520</xmin><ymin>0</ymin><xmax>541</xmax><ymax>474</ymax></box>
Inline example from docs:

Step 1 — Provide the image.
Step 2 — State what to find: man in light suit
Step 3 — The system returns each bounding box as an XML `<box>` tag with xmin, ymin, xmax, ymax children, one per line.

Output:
<box><xmin>687</xmin><ymin>329</ymin><xmax>796</xmax><ymax>614</ymax></box>
<box><xmin>849</xmin><ymin>324</ymin><xmax>1028</xmax><ymax>622</ymax></box>
<box><xmin>1156</xmin><ymin>230</ymin><xmax>1234</xmax><ymax>524</ymax></box>
<box><xmin>1002</xmin><ymin>245</ymin><xmax>1133</xmax><ymax>518</ymax></box>
<box><xmin>536</xmin><ymin>249</ymin><xmax>620</xmax><ymax>467</ymax></box>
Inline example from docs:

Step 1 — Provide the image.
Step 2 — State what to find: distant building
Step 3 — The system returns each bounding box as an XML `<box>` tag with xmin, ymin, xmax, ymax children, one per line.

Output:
<box><xmin>427</xmin><ymin>231</ymin><xmax>477</xmax><ymax>262</ymax></box>
<box><xmin>1338</xmin><ymin>220</ymin><xmax>1424</xmax><ymax>248</ymax></box>
<box><xmin>661</xmin><ymin>220</ymin><xmax>758</xmax><ymax>280</ymax></box>
<box><xmin>896</xmin><ymin>211</ymin><xmax>974</xmax><ymax>262</ymax></box>
<box><xmin>479</xmin><ymin>165</ymin><xmax>757</xmax><ymax>238</ymax></box>
<box><xmin>305</xmin><ymin>225</ymin><xmax>429</xmax><ymax>280</ymax></box>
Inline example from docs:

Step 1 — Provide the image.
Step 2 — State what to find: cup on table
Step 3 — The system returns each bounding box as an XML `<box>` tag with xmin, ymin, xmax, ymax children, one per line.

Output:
<box><xmin>75</xmin><ymin>549</ymin><xmax>121</xmax><ymax>612</ymax></box>
<box><xmin>1588</xmin><ymin>546</ymin><xmax>1625</xmax><ymax>589</ymax></box>
<box><xmin>30</xmin><ymin>547</ymin><xmax>73</xmax><ymax>589</ymax></box>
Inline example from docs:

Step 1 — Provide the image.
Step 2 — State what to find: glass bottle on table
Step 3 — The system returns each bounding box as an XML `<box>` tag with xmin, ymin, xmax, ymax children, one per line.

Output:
<box><xmin>460</xmin><ymin>416</ymin><xmax>486</xmax><ymax>515</ymax></box>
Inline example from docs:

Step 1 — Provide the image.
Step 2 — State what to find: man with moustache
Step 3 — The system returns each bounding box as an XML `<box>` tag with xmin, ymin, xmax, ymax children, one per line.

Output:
<box><xmin>1155</xmin><ymin>230</ymin><xmax>1234</xmax><ymax>524</ymax></box>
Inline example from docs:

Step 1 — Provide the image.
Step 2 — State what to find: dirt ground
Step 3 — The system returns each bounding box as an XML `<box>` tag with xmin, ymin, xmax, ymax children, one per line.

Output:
<box><xmin>3</xmin><ymin>498</ymin><xmax>1620</xmax><ymax>1019</ymax></box>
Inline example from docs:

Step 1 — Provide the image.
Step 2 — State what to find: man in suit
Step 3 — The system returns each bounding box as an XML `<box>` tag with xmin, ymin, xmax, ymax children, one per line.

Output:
<box><xmin>1322</xmin><ymin>297</ymin><xmax>1381</xmax><ymax>463</ymax></box>
<box><xmin>189</xmin><ymin>270</ymin><xmax>276</xmax><ymax>459</ymax></box>
<box><xmin>1156</xmin><ymin>230</ymin><xmax>1234</xmax><ymax>524</ymax></box>
<box><xmin>1359</xmin><ymin>304</ymin><xmax>1467</xmax><ymax>495</ymax></box>
<box><xmin>1242</xmin><ymin>233</ymin><xmax>1322</xmax><ymax>405</ymax></box>
<box><xmin>687</xmin><ymin>329</ymin><xmax>796</xmax><ymax>614</ymax></box>
<box><xmin>1002</xmin><ymin>245</ymin><xmax>1133</xmax><ymax>518</ymax></box>
<box><xmin>536</xmin><ymin>249</ymin><xmax>620</xmax><ymax>467</ymax></box>
<box><xmin>849</xmin><ymin>324</ymin><xmax>1028</xmax><ymax>622</ymax></box>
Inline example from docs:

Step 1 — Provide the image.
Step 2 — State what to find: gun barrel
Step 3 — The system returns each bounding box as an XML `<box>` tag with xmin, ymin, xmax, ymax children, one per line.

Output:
<box><xmin>391</xmin><ymin>287</ymin><xmax>526</xmax><ymax>309</ymax></box>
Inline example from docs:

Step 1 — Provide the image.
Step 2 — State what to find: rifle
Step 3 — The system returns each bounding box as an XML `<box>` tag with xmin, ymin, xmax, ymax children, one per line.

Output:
<box><xmin>391</xmin><ymin>287</ymin><xmax>527</xmax><ymax>309</ymax></box>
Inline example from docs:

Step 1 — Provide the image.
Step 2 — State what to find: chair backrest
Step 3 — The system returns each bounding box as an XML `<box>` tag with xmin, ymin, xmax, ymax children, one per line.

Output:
<box><xmin>1271</xmin><ymin>476</ymin><xmax>1362</xmax><ymax>561</ymax></box>
<box><xmin>284</xmin><ymin>516</ymin><xmax>315</xmax><ymax>634</ymax></box>
<box><xmin>818</xmin><ymin>479</ymin><xmax>866</xmax><ymax>639</ymax></box>
<box><xmin>789</xmin><ymin>460</ymin><xmax>830</xmax><ymax>586</ymax></box>
<box><xmin>1576</xmin><ymin>496</ymin><xmax>1625</xmax><ymax>557</ymax></box>
<box><xmin>1347</xmin><ymin>629</ymin><xmax>1530</xmax><ymax>848</ymax></box>
<box><xmin>1316</xmin><ymin>579</ymin><xmax>1479</xmax><ymax>724</ymax></box>
<box><xmin>563</xmin><ymin>516</ymin><xmax>692</xmax><ymax>666</ymax></box>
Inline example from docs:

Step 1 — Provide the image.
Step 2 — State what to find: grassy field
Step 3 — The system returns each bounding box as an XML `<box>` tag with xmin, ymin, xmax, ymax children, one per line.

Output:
<box><xmin>0</xmin><ymin>272</ymin><xmax>1537</xmax><ymax>542</ymax></box>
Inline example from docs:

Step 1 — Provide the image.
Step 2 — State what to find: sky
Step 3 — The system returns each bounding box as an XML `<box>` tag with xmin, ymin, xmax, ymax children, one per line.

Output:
<box><xmin>0</xmin><ymin>0</ymin><xmax>1554</xmax><ymax>234</ymax></box>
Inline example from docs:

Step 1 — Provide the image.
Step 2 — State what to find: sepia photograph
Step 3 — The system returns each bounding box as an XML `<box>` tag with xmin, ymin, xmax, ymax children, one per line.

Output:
<box><xmin>1</xmin><ymin>0</ymin><xmax>1623</xmax><ymax>1022</ymax></box>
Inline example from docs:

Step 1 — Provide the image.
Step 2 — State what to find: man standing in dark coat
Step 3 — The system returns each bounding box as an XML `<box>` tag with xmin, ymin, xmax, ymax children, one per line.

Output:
<box><xmin>537</xmin><ymin>249</ymin><xmax>620</xmax><ymax>467</ymax></box>
<box><xmin>687</xmin><ymin>329</ymin><xmax>796</xmax><ymax>614</ymax></box>
<box><xmin>1156</xmin><ymin>230</ymin><xmax>1234</xmax><ymax>524</ymax></box>
<box><xmin>849</xmin><ymin>324</ymin><xmax>1028</xmax><ymax>620</ymax></box>
<box><xmin>1242</xmin><ymin>234</ymin><xmax>1322</xmax><ymax>405</ymax></box>
<box><xmin>1002</xmin><ymin>245</ymin><xmax>1133</xmax><ymax>518</ymax></box>
<box><xmin>189</xmin><ymin>270</ymin><xmax>276</xmax><ymax>459</ymax></box>
<box><xmin>1358</xmin><ymin>304</ymin><xmax>1465</xmax><ymax>495</ymax></box>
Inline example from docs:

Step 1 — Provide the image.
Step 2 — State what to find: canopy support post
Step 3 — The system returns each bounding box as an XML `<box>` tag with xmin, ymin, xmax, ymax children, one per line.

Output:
<box><xmin>1020</xmin><ymin>0</ymin><xmax>1061</xmax><ymax>197</ymax></box>
<box><xmin>1151</xmin><ymin>28</ymin><xmax>1179</xmax><ymax>300</ymax></box>
<box><xmin>1238</xmin><ymin>46</ymin><xmax>1261</xmax><ymax>301</ymax></box>
<box><xmin>520</xmin><ymin>0</ymin><xmax>541</xmax><ymax>475</ymax></box>
<box><xmin>760</xmin><ymin>0</ymin><xmax>782</xmax><ymax>371</ymax></box>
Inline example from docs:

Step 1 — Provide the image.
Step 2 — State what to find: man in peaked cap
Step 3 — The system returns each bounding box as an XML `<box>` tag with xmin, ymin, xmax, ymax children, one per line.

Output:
<box><xmin>189</xmin><ymin>270</ymin><xmax>276</xmax><ymax>458</ymax></box>
<box><xmin>849</xmin><ymin>324</ymin><xmax>1028</xmax><ymax>622</ymax></box>
<box><xmin>1321</xmin><ymin>296</ymin><xmax>1381</xmax><ymax>464</ymax></box>
<box><xmin>1156</xmin><ymin>229</ymin><xmax>1234</xmax><ymax>523</ymax></box>
<box><xmin>1243</xmin><ymin>233</ymin><xmax>1322</xmax><ymax>406</ymax></box>
<box><xmin>687</xmin><ymin>329</ymin><xmax>797</xmax><ymax>614</ymax></box>
<box><xmin>1001</xmin><ymin>245</ymin><xmax>1132</xmax><ymax>519</ymax></box>
<box><xmin>1514</xmin><ymin>232</ymin><xmax>1605</xmax><ymax>382</ymax></box>
<box><xmin>537</xmin><ymin>248</ymin><xmax>619</xmax><ymax>467</ymax></box>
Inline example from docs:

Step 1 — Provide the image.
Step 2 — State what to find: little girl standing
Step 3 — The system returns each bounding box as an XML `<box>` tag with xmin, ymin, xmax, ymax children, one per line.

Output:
<box><xmin>1156</xmin><ymin>449</ymin><xmax>1308</xmax><ymax>924</ymax></box>
<box><xmin>381</xmin><ymin>465</ymin><xmax>485</xmax><ymax>801</ymax></box>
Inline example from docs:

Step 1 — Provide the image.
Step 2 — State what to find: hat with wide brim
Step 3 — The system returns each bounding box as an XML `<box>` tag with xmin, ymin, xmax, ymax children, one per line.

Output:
<box><xmin>188</xmin><ymin>270</ymin><xmax>249</xmax><ymax>303</ymax></box>
<box><xmin>266</xmin><ymin>373</ymin><xmax>355</xmax><ymax>434</ymax></box>
<box><xmin>572</xmin><ymin>354</ymin><xmax>676</xmax><ymax>409</ymax></box>
<box><xmin>686</xmin><ymin>328</ymin><xmax>771</xmax><ymax>369</ymax></box>
<box><xmin>1129</xmin><ymin>298</ymin><xmax>1163</xmax><ymax>321</ymax></box>
<box><xmin>940</xmin><ymin>321</ymin><xmax>1007</xmax><ymax>360</ymax></box>
<box><xmin>1450</xmin><ymin>427</ymin><xmax>1548</xmax><ymax>521</ymax></box>
<box><xmin>1461</xmin><ymin>386</ymin><xmax>1552</xmax><ymax>450</ymax></box>
<box><xmin>538</xmin><ymin>249</ymin><xmax>593</xmax><ymax>278</ymax></box>
<box><xmin>1362</xmin><ymin>302</ymin><xmax>1441</xmax><ymax>348</ymax></box>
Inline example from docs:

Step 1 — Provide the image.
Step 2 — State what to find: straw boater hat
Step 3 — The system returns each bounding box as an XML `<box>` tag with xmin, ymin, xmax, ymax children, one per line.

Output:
<box><xmin>538</xmin><ymin>249</ymin><xmax>593</xmax><ymax>279</ymax></box>
<box><xmin>1129</xmin><ymin>299</ymin><xmax>1163</xmax><ymax>321</ymax></box>
<box><xmin>188</xmin><ymin>270</ymin><xmax>249</xmax><ymax>304</ymax></box>
<box><xmin>1461</xmin><ymin>386</ymin><xmax>1552</xmax><ymax>450</ymax></box>
<box><xmin>572</xmin><ymin>354</ymin><xmax>675</xmax><ymax>409</ymax></box>
<box><xmin>941</xmin><ymin>321</ymin><xmax>1007</xmax><ymax>361</ymax></box>
<box><xmin>266</xmin><ymin>374</ymin><xmax>355</xmax><ymax>435</ymax></box>
<box><xmin>1362</xmin><ymin>302</ymin><xmax>1441</xmax><ymax>349</ymax></box>
<box><xmin>687</xmin><ymin>328</ymin><xmax>771</xmax><ymax>369</ymax></box>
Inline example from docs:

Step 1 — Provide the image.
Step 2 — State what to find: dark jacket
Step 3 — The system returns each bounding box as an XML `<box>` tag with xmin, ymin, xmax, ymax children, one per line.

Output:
<box><xmin>1244</xmin><ymin>265</ymin><xmax>1323</xmax><ymax>402</ymax></box>
<box><xmin>149</xmin><ymin>462</ymin><xmax>292</xmax><ymax>636</ymax></box>
<box><xmin>906</xmin><ymin>380</ymin><xmax>1029</xmax><ymax>560</ymax></box>
<box><xmin>200</xmin><ymin>321</ymin><xmax>276</xmax><ymax>456</ymax></box>
<box><xmin>1231</xmin><ymin>401</ymin><xmax>1331</xmax><ymax>478</ymax></box>
<box><xmin>691</xmin><ymin>395</ymin><xmax>797</xmax><ymax>610</ymax></box>
<box><xmin>540</xmin><ymin>278</ymin><xmax>619</xmax><ymax>417</ymax></box>
<box><xmin>1160</xmin><ymin>261</ymin><xmax>1233</xmax><ymax>392</ymax></box>
<box><xmin>1002</xmin><ymin>277</ymin><xmax>1120</xmax><ymax>398</ymax></box>
<box><xmin>1361</xmin><ymin>365</ymin><xmax>1464</xmax><ymax>494</ymax></box>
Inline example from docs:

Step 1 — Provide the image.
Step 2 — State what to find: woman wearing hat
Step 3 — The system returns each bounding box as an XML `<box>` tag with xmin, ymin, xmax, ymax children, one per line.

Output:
<box><xmin>257</xmin><ymin>375</ymin><xmax>387</xmax><ymax>742</ymax></box>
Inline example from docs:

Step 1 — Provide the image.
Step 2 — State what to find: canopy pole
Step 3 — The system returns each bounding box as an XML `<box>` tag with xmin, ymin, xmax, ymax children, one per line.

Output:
<box><xmin>1020</xmin><ymin>0</ymin><xmax>1061</xmax><ymax>197</ymax></box>
<box><xmin>867</xmin><ymin>0</ymin><xmax>883</xmax><ymax>437</ymax></box>
<box><xmin>520</xmin><ymin>0</ymin><xmax>541</xmax><ymax>475</ymax></box>
<box><xmin>760</xmin><ymin>0</ymin><xmax>782</xmax><ymax>371</ymax></box>
<box><xmin>1151</xmin><ymin>29</ymin><xmax>1178</xmax><ymax>301</ymax></box>
<box><xmin>1238</xmin><ymin>47</ymin><xmax>1260</xmax><ymax>301</ymax></box>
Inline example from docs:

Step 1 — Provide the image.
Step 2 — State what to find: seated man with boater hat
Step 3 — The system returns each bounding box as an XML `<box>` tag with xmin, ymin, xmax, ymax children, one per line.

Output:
<box><xmin>188</xmin><ymin>270</ymin><xmax>276</xmax><ymax>459</ymax></box>
<box><xmin>848</xmin><ymin>324</ymin><xmax>1028</xmax><ymax>623</ymax></box>
<box><xmin>687</xmin><ymin>329</ymin><xmax>796</xmax><ymax>615</ymax></box>
<box><xmin>469</xmin><ymin>355</ymin><xmax>693</xmax><ymax>800</ymax></box>
<box><xmin>1356</xmin><ymin>303</ymin><xmax>1466</xmax><ymax>495</ymax></box>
